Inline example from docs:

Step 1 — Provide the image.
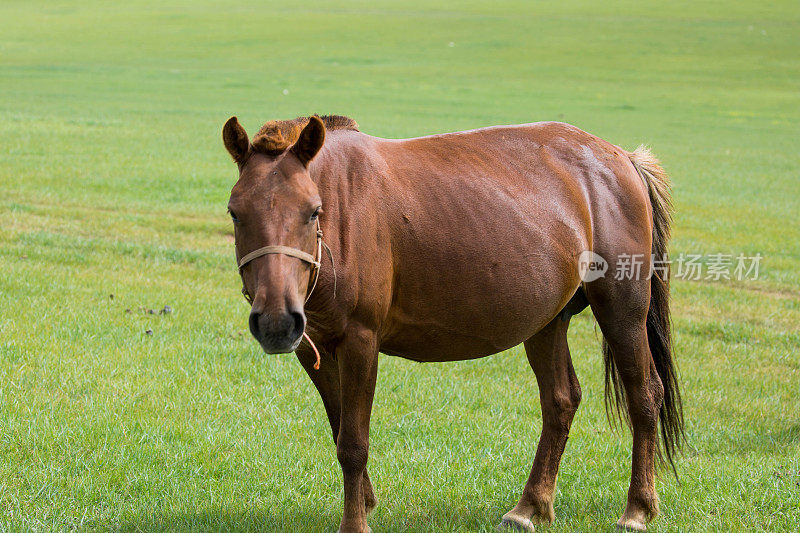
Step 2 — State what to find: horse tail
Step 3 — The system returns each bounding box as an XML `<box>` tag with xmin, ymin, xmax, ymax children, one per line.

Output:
<box><xmin>604</xmin><ymin>146</ymin><xmax>684</xmax><ymax>471</ymax></box>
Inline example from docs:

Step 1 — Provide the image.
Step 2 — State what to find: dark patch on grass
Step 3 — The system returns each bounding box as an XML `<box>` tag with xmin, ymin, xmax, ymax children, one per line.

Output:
<box><xmin>8</xmin><ymin>202</ymin><xmax>33</xmax><ymax>213</ymax></box>
<box><xmin>15</xmin><ymin>231</ymin><xmax>227</xmax><ymax>268</ymax></box>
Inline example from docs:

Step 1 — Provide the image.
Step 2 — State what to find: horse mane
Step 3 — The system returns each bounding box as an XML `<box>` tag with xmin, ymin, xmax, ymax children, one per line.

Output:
<box><xmin>251</xmin><ymin>115</ymin><xmax>359</xmax><ymax>155</ymax></box>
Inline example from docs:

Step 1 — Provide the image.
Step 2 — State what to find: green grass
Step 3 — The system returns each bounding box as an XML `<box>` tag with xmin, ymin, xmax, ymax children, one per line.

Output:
<box><xmin>1</xmin><ymin>1</ymin><xmax>799</xmax><ymax>531</ymax></box>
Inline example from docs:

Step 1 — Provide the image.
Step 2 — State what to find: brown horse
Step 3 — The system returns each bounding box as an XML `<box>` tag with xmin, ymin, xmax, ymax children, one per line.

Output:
<box><xmin>222</xmin><ymin>115</ymin><xmax>683</xmax><ymax>532</ymax></box>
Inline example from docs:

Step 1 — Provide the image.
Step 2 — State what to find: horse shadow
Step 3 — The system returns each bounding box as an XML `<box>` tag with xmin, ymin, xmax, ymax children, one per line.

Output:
<box><xmin>112</xmin><ymin>503</ymin><xmax>529</xmax><ymax>532</ymax></box>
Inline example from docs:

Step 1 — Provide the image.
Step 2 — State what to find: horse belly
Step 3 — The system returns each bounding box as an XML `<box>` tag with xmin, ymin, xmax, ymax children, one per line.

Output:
<box><xmin>380</xmin><ymin>222</ymin><xmax>585</xmax><ymax>362</ymax></box>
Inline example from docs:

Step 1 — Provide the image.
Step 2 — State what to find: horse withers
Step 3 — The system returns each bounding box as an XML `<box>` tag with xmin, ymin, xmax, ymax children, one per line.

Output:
<box><xmin>222</xmin><ymin>115</ymin><xmax>683</xmax><ymax>532</ymax></box>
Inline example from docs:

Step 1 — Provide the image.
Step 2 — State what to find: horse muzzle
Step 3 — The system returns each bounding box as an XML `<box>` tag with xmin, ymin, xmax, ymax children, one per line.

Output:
<box><xmin>249</xmin><ymin>308</ymin><xmax>306</xmax><ymax>354</ymax></box>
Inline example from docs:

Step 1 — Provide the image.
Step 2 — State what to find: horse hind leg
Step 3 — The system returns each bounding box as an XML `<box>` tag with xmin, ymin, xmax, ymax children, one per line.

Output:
<box><xmin>586</xmin><ymin>279</ymin><xmax>663</xmax><ymax>531</ymax></box>
<box><xmin>499</xmin><ymin>315</ymin><xmax>582</xmax><ymax>532</ymax></box>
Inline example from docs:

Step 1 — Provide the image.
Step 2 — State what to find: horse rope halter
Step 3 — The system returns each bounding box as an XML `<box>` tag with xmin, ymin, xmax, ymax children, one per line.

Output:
<box><xmin>237</xmin><ymin>219</ymin><xmax>334</xmax><ymax>370</ymax></box>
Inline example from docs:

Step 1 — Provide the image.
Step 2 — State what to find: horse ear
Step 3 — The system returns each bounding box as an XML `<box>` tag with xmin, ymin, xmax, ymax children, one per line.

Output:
<box><xmin>223</xmin><ymin>116</ymin><xmax>249</xmax><ymax>163</ymax></box>
<box><xmin>290</xmin><ymin>116</ymin><xmax>325</xmax><ymax>167</ymax></box>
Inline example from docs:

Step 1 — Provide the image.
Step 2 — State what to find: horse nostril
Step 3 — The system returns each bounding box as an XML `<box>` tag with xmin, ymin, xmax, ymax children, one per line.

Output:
<box><xmin>248</xmin><ymin>308</ymin><xmax>305</xmax><ymax>352</ymax></box>
<box><xmin>249</xmin><ymin>311</ymin><xmax>261</xmax><ymax>340</ymax></box>
<box><xmin>289</xmin><ymin>310</ymin><xmax>306</xmax><ymax>339</ymax></box>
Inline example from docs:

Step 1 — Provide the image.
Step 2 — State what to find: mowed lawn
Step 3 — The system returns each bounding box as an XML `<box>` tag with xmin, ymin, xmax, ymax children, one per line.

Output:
<box><xmin>1</xmin><ymin>1</ymin><xmax>799</xmax><ymax>531</ymax></box>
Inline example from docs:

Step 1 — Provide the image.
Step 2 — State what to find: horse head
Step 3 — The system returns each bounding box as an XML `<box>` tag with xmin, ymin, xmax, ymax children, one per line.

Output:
<box><xmin>223</xmin><ymin>115</ymin><xmax>325</xmax><ymax>354</ymax></box>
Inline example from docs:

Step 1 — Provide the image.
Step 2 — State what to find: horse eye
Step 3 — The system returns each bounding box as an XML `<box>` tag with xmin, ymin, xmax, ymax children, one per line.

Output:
<box><xmin>228</xmin><ymin>209</ymin><xmax>239</xmax><ymax>223</ymax></box>
<box><xmin>310</xmin><ymin>206</ymin><xmax>321</xmax><ymax>222</ymax></box>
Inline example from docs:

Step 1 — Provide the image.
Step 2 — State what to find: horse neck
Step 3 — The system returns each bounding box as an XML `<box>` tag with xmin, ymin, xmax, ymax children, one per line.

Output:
<box><xmin>303</xmin><ymin>135</ymin><xmax>358</xmax><ymax>323</ymax></box>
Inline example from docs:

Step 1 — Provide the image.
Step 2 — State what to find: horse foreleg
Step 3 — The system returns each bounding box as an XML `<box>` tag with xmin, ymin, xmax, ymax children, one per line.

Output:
<box><xmin>334</xmin><ymin>325</ymin><xmax>379</xmax><ymax>533</ymax></box>
<box><xmin>297</xmin><ymin>346</ymin><xmax>377</xmax><ymax>516</ymax></box>
<box><xmin>500</xmin><ymin>317</ymin><xmax>581</xmax><ymax>532</ymax></box>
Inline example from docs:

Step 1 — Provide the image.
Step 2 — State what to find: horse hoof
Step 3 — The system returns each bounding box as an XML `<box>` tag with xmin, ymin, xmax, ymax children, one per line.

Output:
<box><xmin>497</xmin><ymin>512</ymin><xmax>535</xmax><ymax>532</ymax></box>
<box><xmin>616</xmin><ymin>517</ymin><xmax>647</xmax><ymax>531</ymax></box>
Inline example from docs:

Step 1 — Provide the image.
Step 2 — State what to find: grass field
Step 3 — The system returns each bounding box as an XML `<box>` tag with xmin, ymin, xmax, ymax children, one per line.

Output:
<box><xmin>1</xmin><ymin>1</ymin><xmax>799</xmax><ymax>531</ymax></box>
